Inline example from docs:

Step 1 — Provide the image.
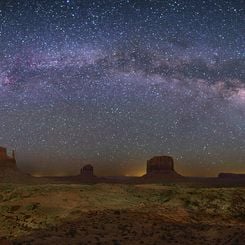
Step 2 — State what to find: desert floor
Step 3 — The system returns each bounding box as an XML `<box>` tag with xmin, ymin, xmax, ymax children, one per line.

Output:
<box><xmin>0</xmin><ymin>183</ymin><xmax>244</xmax><ymax>244</ymax></box>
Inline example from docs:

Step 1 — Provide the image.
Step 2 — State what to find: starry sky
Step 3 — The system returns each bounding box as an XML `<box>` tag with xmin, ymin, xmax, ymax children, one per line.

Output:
<box><xmin>0</xmin><ymin>0</ymin><xmax>244</xmax><ymax>177</ymax></box>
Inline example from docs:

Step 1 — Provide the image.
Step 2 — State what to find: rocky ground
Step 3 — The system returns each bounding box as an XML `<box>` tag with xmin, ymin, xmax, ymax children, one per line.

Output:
<box><xmin>0</xmin><ymin>183</ymin><xmax>244</xmax><ymax>244</ymax></box>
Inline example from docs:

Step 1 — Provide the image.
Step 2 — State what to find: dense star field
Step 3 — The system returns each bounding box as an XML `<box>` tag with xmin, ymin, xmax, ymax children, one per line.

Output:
<box><xmin>0</xmin><ymin>0</ymin><xmax>244</xmax><ymax>176</ymax></box>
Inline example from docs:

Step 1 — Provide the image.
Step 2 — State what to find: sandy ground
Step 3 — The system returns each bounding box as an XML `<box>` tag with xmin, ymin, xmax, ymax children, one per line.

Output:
<box><xmin>0</xmin><ymin>183</ymin><xmax>244</xmax><ymax>244</ymax></box>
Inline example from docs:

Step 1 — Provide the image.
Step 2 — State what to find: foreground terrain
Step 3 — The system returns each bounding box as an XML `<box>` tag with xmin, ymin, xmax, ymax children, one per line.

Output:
<box><xmin>0</xmin><ymin>183</ymin><xmax>244</xmax><ymax>244</ymax></box>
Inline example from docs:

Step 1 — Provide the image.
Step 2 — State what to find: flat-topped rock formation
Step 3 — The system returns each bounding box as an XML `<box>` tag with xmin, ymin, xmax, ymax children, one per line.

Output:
<box><xmin>218</xmin><ymin>173</ymin><xmax>245</xmax><ymax>179</ymax></box>
<box><xmin>143</xmin><ymin>156</ymin><xmax>182</xmax><ymax>178</ymax></box>
<box><xmin>0</xmin><ymin>146</ymin><xmax>34</xmax><ymax>182</ymax></box>
<box><xmin>0</xmin><ymin>146</ymin><xmax>19</xmax><ymax>178</ymax></box>
<box><xmin>80</xmin><ymin>164</ymin><xmax>97</xmax><ymax>179</ymax></box>
<box><xmin>0</xmin><ymin>146</ymin><xmax>17</xmax><ymax>170</ymax></box>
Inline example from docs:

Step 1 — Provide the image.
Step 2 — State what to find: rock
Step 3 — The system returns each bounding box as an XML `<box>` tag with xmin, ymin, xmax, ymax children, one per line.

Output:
<box><xmin>0</xmin><ymin>146</ymin><xmax>17</xmax><ymax>171</ymax></box>
<box><xmin>0</xmin><ymin>146</ymin><xmax>29</xmax><ymax>182</ymax></box>
<box><xmin>143</xmin><ymin>156</ymin><xmax>181</xmax><ymax>178</ymax></box>
<box><xmin>0</xmin><ymin>146</ymin><xmax>33</xmax><ymax>183</ymax></box>
<box><xmin>80</xmin><ymin>164</ymin><xmax>95</xmax><ymax>178</ymax></box>
<box><xmin>147</xmin><ymin>156</ymin><xmax>174</xmax><ymax>173</ymax></box>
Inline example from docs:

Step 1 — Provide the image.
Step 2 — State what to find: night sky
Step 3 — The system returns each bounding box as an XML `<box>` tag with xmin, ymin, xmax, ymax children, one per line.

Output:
<box><xmin>0</xmin><ymin>0</ymin><xmax>244</xmax><ymax>177</ymax></box>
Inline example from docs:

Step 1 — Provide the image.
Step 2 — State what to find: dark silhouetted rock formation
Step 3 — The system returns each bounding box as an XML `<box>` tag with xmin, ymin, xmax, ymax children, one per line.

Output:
<box><xmin>0</xmin><ymin>146</ymin><xmax>32</xmax><ymax>182</ymax></box>
<box><xmin>80</xmin><ymin>164</ymin><xmax>95</xmax><ymax>178</ymax></box>
<box><xmin>0</xmin><ymin>146</ymin><xmax>17</xmax><ymax>171</ymax></box>
<box><xmin>218</xmin><ymin>173</ymin><xmax>245</xmax><ymax>179</ymax></box>
<box><xmin>143</xmin><ymin>156</ymin><xmax>181</xmax><ymax>178</ymax></box>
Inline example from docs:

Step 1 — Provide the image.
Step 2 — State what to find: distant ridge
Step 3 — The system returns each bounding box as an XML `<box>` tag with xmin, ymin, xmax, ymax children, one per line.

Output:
<box><xmin>218</xmin><ymin>173</ymin><xmax>245</xmax><ymax>179</ymax></box>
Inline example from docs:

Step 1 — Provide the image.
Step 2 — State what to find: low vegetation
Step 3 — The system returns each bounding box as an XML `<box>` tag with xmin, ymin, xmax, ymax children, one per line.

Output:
<box><xmin>0</xmin><ymin>183</ymin><xmax>244</xmax><ymax>244</ymax></box>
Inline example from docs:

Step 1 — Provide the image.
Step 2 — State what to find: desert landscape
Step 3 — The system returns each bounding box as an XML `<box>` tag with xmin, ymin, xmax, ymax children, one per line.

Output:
<box><xmin>0</xmin><ymin>183</ymin><xmax>244</xmax><ymax>245</ymax></box>
<box><xmin>0</xmin><ymin>1</ymin><xmax>244</xmax><ymax>243</ymax></box>
<box><xmin>0</xmin><ymin>147</ymin><xmax>245</xmax><ymax>244</ymax></box>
